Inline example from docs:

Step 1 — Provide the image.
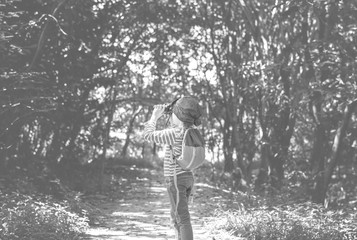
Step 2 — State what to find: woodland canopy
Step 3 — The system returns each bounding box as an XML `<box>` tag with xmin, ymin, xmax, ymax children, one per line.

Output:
<box><xmin>1</xmin><ymin>0</ymin><xmax>357</xmax><ymax>208</ymax></box>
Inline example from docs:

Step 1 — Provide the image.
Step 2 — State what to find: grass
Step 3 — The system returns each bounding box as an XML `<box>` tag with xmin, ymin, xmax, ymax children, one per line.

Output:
<box><xmin>207</xmin><ymin>201</ymin><xmax>357</xmax><ymax>240</ymax></box>
<box><xmin>0</xmin><ymin>192</ymin><xmax>89</xmax><ymax>240</ymax></box>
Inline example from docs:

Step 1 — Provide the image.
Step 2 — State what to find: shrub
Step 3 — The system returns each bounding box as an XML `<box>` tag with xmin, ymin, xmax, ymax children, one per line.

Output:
<box><xmin>0</xmin><ymin>192</ymin><xmax>89</xmax><ymax>240</ymax></box>
<box><xmin>208</xmin><ymin>202</ymin><xmax>357</xmax><ymax>240</ymax></box>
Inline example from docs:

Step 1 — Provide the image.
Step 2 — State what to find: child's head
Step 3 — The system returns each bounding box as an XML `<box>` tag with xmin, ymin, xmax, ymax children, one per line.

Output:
<box><xmin>172</xmin><ymin>96</ymin><xmax>202</xmax><ymax>127</ymax></box>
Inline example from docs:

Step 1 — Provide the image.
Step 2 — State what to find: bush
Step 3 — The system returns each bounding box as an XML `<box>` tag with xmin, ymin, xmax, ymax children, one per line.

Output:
<box><xmin>209</xmin><ymin>202</ymin><xmax>357</xmax><ymax>240</ymax></box>
<box><xmin>0</xmin><ymin>192</ymin><xmax>89</xmax><ymax>240</ymax></box>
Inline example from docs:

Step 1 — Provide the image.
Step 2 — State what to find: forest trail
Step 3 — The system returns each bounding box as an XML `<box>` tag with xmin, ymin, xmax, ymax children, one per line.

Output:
<box><xmin>83</xmin><ymin>167</ymin><xmax>242</xmax><ymax>240</ymax></box>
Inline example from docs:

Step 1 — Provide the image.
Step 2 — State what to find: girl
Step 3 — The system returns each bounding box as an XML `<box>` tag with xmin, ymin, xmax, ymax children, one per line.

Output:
<box><xmin>143</xmin><ymin>96</ymin><xmax>203</xmax><ymax>240</ymax></box>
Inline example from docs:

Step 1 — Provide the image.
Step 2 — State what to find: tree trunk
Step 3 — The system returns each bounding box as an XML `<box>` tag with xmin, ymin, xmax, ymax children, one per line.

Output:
<box><xmin>223</xmin><ymin>127</ymin><xmax>234</xmax><ymax>172</ymax></box>
<box><xmin>121</xmin><ymin>106</ymin><xmax>142</xmax><ymax>157</ymax></box>
<box><xmin>269</xmin><ymin>66</ymin><xmax>295</xmax><ymax>185</ymax></box>
<box><xmin>255</xmin><ymin>89</ymin><xmax>270</xmax><ymax>188</ymax></box>
<box><xmin>255</xmin><ymin>139</ymin><xmax>270</xmax><ymax>190</ymax></box>
<box><xmin>99</xmin><ymin>87</ymin><xmax>117</xmax><ymax>191</ymax></box>
<box><xmin>312</xmin><ymin>100</ymin><xmax>357</xmax><ymax>204</ymax></box>
<box><xmin>310</xmin><ymin>124</ymin><xmax>327</xmax><ymax>203</ymax></box>
<box><xmin>309</xmin><ymin>90</ymin><xmax>329</xmax><ymax>203</ymax></box>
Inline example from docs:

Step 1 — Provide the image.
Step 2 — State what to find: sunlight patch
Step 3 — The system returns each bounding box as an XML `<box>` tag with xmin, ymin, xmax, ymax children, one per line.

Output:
<box><xmin>86</xmin><ymin>228</ymin><xmax>125</xmax><ymax>236</ymax></box>
<box><xmin>112</xmin><ymin>211</ymin><xmax>148</xmax><ymax>217</ymax></box>
<box><xmin>149</xmin><ymin>186</ymin><xmax>166</xmax><ymax>192</ymax></box>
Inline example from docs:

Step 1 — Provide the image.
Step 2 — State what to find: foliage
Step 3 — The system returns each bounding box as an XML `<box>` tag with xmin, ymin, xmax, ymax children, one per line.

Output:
<box><xmin>1</xmin><ymin>0</ymin><xmax>357</xmax><ymax>207</ymax></box>
<box><xmin>0</xmin><ymin>192</ymin><xmax>89</xmax><ymax>240</ymax></box>
<box><xmin>209</xmin><ymin>203</ymin><xmax>357</xmax><ymax>240</ymax></box>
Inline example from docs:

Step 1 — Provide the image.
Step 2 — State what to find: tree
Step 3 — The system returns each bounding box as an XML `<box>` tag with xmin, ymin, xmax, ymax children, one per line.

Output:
<box><xmin>2</xmin><ymin>0</ymin><xmax>357</xmax><ymax>205</ymax></box>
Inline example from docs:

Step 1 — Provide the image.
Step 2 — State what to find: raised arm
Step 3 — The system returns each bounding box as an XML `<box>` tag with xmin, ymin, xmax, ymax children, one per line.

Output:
<box><xmin>143</xmin><ymin>104</ymin><xmax>176</xmax><ymax>145</ymax></box>
<box><xmin>143</xmin><ymin>120</ymin><xmax>176</xmax><ymax>145</ymax></box>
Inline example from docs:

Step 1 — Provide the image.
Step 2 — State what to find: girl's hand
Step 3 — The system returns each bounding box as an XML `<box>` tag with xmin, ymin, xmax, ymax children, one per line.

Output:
<box><xmin>151</xmin><ymin>104</ymin><xmax>165</xmax><ymax>120</ymax></box>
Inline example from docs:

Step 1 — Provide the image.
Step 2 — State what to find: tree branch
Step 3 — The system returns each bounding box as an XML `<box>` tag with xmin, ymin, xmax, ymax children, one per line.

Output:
<box><xmin>28</xmin><ymin>0</ymin><xmax>70</xmax><ymax>70</ymax></box>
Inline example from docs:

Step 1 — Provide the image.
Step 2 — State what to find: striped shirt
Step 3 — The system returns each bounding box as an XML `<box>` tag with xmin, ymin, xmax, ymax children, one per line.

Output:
<box><xmin>143</xmin><ymin>120</ymin><xmax>191</xmax><ymax>177</ymax></box>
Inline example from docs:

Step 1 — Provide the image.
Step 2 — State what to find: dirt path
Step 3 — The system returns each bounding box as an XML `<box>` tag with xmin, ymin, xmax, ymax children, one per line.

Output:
<box><xmin>83</xmin><ymin>168</ymin><xmax>220</xmax><ymax>240</ymax></box>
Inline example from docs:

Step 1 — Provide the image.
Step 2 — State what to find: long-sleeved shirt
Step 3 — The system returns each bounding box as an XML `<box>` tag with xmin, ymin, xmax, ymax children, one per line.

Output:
<box><xmin>143</xmin><ymin>119</ymin><xmax>191</xmax><ymax>177</ymax></box>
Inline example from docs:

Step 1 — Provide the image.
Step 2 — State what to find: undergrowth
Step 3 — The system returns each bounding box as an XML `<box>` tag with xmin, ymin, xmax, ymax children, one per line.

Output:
<box><xmin>0</xmin><ymin>192</ymin><xmax>89</xmax><ymax>240</ymax></box>
<box><xmin>209</xmin><ymin>202</ymin><xmax>357</xmax><ymax>240</ymax></box>
<box><xmin>196</xmin><ymin>165</ymin><xmax>357</xmax><ymax>240</ymax></box>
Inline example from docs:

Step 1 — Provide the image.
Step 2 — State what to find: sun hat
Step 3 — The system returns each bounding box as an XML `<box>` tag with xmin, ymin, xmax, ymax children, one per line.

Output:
<box><xmin>172</xmin><ymin>96</ymin><xmax>202</xmax><ymax>126</ymax></box>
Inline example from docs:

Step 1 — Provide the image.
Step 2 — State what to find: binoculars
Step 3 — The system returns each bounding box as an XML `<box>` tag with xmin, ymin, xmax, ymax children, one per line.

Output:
<box><xmin>163</xmin><ymin>98</ymin><xmax>180</xmax><ymax>115</ymax></box>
